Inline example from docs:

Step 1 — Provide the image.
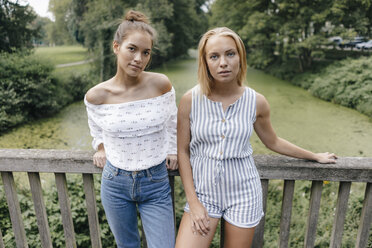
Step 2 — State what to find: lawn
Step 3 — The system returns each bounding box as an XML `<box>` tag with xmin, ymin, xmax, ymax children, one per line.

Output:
<box><xmin>35</xmin><ymin>45</ymin><xmax>89</xmax><ymax>66</ymax></box>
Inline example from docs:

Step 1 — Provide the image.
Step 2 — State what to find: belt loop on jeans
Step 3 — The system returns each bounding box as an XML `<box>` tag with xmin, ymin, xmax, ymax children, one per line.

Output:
<box><xmin>145</xmin><ymin>169</ymin><xmax>151</xmax><ymax>178</ymax></box>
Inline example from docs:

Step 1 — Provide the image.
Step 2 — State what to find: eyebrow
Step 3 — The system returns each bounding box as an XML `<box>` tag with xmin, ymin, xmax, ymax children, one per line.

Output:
<box><xmin>127</xmin><ymin>43</ymin><xmax>151</xmax><ymax>51</ymax></box>
<box><xmin>207</xmin><ymin>49</ymin><xmax>236</xmax><ymax>55</ymax></box>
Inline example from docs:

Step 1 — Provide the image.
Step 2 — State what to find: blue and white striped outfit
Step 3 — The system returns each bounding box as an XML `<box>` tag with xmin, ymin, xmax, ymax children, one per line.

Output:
<box><xmin>184</xmin><ymin>85</ymin><xmax>264</xmax><ymax>228</ymax></box>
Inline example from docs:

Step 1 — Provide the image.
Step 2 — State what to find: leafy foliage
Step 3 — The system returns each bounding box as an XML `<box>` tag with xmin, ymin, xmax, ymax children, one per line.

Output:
<box><xmin>293</xmin><ymin>56</ymin><xmax>372</xmax><ymax>117</ymax></box>
<box><xmin>209</xmin><ymin>0</ymin><xmax>372</xmax><ymax>70</ymax></box>
<box><xmin>0</xmin><ymin>52</ymin><xmax>96</xmax><ymax>133</ymax></box>
<box><xmin>0</xmin><ymin>0</ymin><xmax>40</xmax><ymax>52</ymax></box>
<box><xmin>0</xmin><ymin>175</ymin><xmax>115</xmax><ymax>247</ymax></box>
<box><xmin>58</xmin><ymin>0</ymin><xmax>208</xmax><ymax>80</ymax></box>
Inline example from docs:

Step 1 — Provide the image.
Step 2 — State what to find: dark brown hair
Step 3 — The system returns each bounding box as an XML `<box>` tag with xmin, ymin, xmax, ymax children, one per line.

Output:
<box><xmin>113</xmin><ymin>10</ymin><xmax>157</xmax><ymax>46</ymax></box>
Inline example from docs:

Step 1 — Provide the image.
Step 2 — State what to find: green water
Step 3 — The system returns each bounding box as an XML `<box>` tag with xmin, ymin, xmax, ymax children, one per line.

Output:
<box><xmin>1</xmin><ymin>58</ymin><xmax>372</xmax><ymax>157</ymax></box>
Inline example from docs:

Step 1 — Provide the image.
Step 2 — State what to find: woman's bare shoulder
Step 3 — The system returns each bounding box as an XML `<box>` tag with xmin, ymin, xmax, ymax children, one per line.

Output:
<box><xmin>144</xmin><ymin>72</ymin><xmax>172</xmax><ymax>94</ymax></box>
<box><xmin>85</xmin><ymin>81</ymin><xmax>111</xmax><ymax>105</ymax></box>
<box><xmin>178</xmin><ymin>89</ymin><xmax>193</xmax><ymax>113</ymax></box>
<box><xmin>255</xmin><ymin>92</ymin><xmax>270</xmax><ymax>116</ymax></box>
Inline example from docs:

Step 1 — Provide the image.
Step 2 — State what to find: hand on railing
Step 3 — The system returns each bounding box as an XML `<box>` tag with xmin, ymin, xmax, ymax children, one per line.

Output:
<box><xmin>314</xmin><ymin>152</ymin><xmax>338</xmax><ymax>164</ymax></box>
<box><xmin>166</xmin><ymin>154</ymin><xmax>178</xmax><ymax>170</ymax></box>
<box><xmin>93</xmin><ymin>149</ymin><xmax>106</xmax><ymax>168</ymax></box>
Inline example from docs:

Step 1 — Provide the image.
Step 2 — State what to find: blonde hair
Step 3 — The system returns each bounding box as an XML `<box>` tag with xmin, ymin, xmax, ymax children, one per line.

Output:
<box><xmin>198</xmin><ymin>27</ymin><xmax>247</xmax><ymax>95</ymax></box>
<box><xmin>114</xmin><ymin>10</ymin><xmax>157</xmax><ymax>46</ymax></box>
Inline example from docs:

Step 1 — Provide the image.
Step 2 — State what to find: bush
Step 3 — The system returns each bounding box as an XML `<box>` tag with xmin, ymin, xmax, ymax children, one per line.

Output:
<box><xmin>0</xmin><ymin>175</ymin><xmax>115</xmax><ymax>247</ymax></box>
<box><xmin>296</xmin><ymin>56</ymin><xmax>372</xmax><ymax>118</ymax></box>
<box><xmin>269</xmin><ymin>55</ymin><xmax>372</xmax><ymax>118</ymax></box>
<box><xmin>0</xmin><ymin>51</ymin><xmax>96</xmax><ymax>133</ymax></box>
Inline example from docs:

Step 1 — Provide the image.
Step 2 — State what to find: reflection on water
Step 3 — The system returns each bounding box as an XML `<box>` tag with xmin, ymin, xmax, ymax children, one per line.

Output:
<box><xmin>1</xmin><ymin>59</ymin><xmax>371</xmax><ymax>157</ymax></box>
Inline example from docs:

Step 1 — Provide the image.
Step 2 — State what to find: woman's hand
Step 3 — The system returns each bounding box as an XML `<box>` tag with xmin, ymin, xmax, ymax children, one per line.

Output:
<box><xmin>189</xmin><ymin>201</ymin><xmax>210</xmax><ymax>236</ymax></box>
<box><xmin>166</xmin><ymin>154</ymin><xmax>178</xmax><ymax>170</ymax></box>
<box><xmin>315</xmin><ymin>152</ymin><xmax>338</xmax><ymax>163</ymax></box>
<box><xmin>93</xmin><ymin>149</ymin><xmax>106</xmax><ymax>168</ymax></box>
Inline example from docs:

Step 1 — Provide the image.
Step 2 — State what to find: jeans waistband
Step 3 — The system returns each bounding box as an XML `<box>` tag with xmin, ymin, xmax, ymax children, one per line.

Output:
<box><xmin>105</xmin><ymin>160</ymin><xmax>166</xmax><ymax>178</ymax></box>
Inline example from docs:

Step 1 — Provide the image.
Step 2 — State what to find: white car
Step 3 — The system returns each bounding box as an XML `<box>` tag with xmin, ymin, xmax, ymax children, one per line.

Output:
<box><xmin>356</xmin><ymin>40</ymin><xmax>372</xmax><ymax>50</ymax></box>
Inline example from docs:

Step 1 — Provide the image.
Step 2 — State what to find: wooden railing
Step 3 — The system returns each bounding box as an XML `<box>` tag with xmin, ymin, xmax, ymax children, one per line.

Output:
<box><xmin>0</xmin><ymin>149</ymin><xmax>371</xmax><ymax>248</ymax></box>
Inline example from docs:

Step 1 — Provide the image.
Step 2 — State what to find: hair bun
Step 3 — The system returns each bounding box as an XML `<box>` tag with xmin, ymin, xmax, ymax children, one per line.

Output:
<box><xmin>124</xmin><ymin>10</ymin><xmax>149</xmax><ymax>24</ymax></box>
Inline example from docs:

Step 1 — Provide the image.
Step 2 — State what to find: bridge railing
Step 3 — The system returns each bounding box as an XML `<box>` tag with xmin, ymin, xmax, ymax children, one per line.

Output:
<box><xmin>0</xmin><ymin>149</ymin><xmax>371</xmax><ymax>248</ymax></box>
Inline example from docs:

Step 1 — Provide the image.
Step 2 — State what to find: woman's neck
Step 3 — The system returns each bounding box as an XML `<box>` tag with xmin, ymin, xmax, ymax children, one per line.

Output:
<box><xmin>209</xmin><ymin>81</ymin><xmax>242</xmax><ymax>97</ymax></box>
<box><xmin>113</xmin><ymin>69</ymin><xmax>142</xmax><ymax>89</ymax></box>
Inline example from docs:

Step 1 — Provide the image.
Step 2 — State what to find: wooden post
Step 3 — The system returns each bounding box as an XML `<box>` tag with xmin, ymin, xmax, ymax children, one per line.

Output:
<box><xmin>355</xmin><ymin>182</ymin><xmax>372</xmax><ymax>248</ymax></box>
<box><xmin>220</xmin><ymin>219</ymin><xmax>225</xmax><ymax>248</ymax></box>
<box><xmin>1</xmin><ymin>172</ymin><xmax>28</xmax><ymax>248</ymax></box>
<box><xmin>330</xmin><ymin>182</ymin><xmax>351</xmax><ymax>248</ymax></box>
<box><xmin>304</xmin><ymin>180</ymin><xmax>323</xmax><ymax>247</ymax></box>
<box><xmin>55</xmin><ymin>173</ymin><xmax>77</xmax><ymax>248</ymax></box>
<box><xmin>279</xmin><ymin>180</ymin><xmax>295</xmax><ymax>248</ymax></box>
<box><xmin>28</xmin><ymin>172</ymin><xmax>52</xmax><ymax>248</ymax></box>
<box><xmin>82</xmin><ymin>174</ymin><xmax>102</xmax><ymax>248</ymax></box>
<box><xmin>252</xmin><ymin>179</ymin><xmax>269</xmax><ymax>248</ymax></box>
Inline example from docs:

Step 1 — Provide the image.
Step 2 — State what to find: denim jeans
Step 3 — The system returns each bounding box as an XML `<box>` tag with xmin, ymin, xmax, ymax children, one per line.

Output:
<box><xmin>101</xmin><ymin>160</ymin><xmax>175</xmax><ymax>248</ymax></box>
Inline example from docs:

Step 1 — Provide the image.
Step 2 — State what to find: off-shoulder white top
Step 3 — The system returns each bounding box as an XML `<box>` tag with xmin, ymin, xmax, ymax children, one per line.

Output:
<box><xmin>84</xmin><ymin>87</ymin><xmax>177</xmax><ymax>171</ymax></box>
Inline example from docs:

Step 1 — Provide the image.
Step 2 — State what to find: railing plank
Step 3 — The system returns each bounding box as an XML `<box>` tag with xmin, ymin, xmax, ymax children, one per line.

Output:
<box><xmin>1</xmin><ymin>150</ymin><xmax>372</xmax><ymax>182</ymax></box>
<box><xmin>55</xmin><ymin>173</ymin><xmax>77</xmax><ymax>248</ymax></box>
<box><xmin>0</xmin><ymin>227</ymin><xmax>4</xmax><ymax>248</ymax></box>
<box><xmin>279</xmin><ymin>180</ymin><xmax>295</xmax><ymax>248</ymax></box>
<box><xmin>27</xmin><ymin>172</ymin><xmax>52</xmax><ymax>248</ymax></box>
<box><xmin>82</xmin><ymin>174</ymin><xmax>102</xmax><ymax>248</ymax></box>
<box><xmin>1</xmin><ymin>172</ymin><xmax>28</xmax><ymax>248</ymax></box>
<box><xmin>252</xmin><ymin>179</ymin><xmax>269</xmax><ymax>248</ymax></box>
<box><xmin>330</xmin><ymin>181</ymin><xmax>351</xmax><ymax>248</ymax></box>
<box><xmin>304</xmin><ymin>180</ymin><xmax>323</xmax><ymax>248</ymax></box>
<box><xmin>355</xmin><ymin>182</ymin><xmax>372</xmax><ymax>248</ymax></box>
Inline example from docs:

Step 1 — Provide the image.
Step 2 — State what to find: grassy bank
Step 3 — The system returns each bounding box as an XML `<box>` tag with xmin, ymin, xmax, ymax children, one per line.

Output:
<box><xmin>34</xmin><ymin>46</ymin><xmax>90</xmax><ymax>65</ymax></box>
<box><xmin>266</xmin><ymin>54</ymin><xmax>372</xmax><ymax>118</ymax></box>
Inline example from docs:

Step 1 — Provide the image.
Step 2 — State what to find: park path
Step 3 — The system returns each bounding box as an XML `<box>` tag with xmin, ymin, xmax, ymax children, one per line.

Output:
<box><xmin>56</xmin><ymin>59</ymin><xmax>94</xmax><ymax>68</ymax></box>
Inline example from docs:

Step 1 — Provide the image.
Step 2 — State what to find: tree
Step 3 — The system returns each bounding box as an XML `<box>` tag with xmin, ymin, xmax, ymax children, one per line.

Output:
<box><xmin>68</xmin><ymin>0</ymin><xmax>208</xmax><ymax>81</ymax></box>
<box><xmin>30</xmin><ymin>16</ymin><xmax>53</xmax><ymax>46</ymax></box>
<box><xmin>209</xmin><ymin>0</ymin><xmax>372</xmax><ymax>71</ymax></box>
<box><xmin>0</xmin><ymin>0</ymin><xmax>40</xmax><ymax>52</ymax></box>
<box><xmin>48</xmin><ymin>0</ymin><xmax>75</xmax><ymax>45</ymax></box>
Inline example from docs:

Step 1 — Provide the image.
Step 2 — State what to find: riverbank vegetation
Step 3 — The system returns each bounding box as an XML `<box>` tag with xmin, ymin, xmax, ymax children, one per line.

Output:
<box><xmin>0</xmin><ymin>51</ymin><xmax>95</xmax><ymax>133</ymax></box>
<box><xmin>293</xmin><ymin>56</ymin><xmax>372</xmax><ymax>117</ymax></box>
<box><xmin>209</xmin><ymin>0</ymin><xmax>372</xmax><ymax>118</ymax></box>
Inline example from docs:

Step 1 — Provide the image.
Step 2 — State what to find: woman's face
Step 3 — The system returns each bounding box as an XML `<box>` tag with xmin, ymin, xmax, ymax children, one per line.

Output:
<box><xmin>114</xmin><ymin>31</ymin><xmax>152</xmax><ymax>77</ymax></box>
<box><xmin>204</xmin><ymin>35</ymin><xmax>240</xmax><ymax>85</ymax></box>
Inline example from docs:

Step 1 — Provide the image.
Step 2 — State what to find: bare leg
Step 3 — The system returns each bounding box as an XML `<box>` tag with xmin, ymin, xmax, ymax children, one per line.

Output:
<box><xmin>223</xmin><ymin>220</ymin><xmax>255</xmax><ymax>248</ymax></box>
<box><xmin>175</xmin><ymin>212</ymin><xmax>220</xmax><ymax>248</ymax></box>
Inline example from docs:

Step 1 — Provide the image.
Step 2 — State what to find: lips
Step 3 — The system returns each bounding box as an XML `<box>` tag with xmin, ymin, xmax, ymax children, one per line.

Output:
<box><xmin>129</xmin><ymin>64</ymin><xmax>142</xmax><ymax>70</ymax></box>
<box><xmin>218</xmin><ymin>70</ymin><xmax>231</xmax><ymax>75</ymax></box>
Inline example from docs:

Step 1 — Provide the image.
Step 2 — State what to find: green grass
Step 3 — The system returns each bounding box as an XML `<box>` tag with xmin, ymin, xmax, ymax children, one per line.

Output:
<box><xmin>53</xmin><ymin>63</ymin><xmax>92</xmax><ymax>81</ymax></box>
<box><xmin>35</xmin><ymin>45</ymin><xmax>89</xmax><ymax>65</ymax></box>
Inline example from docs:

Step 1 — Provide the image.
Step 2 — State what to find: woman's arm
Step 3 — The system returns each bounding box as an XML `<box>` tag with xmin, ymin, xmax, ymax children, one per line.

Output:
<box><xmin>177</xmin><ymin>92</ymin><xmax>210</xmax><ymax>235</ymax></box>
<box><xmin>165</xmin><ymin>85</ymin><xmax>178</xmax><ymax>170</ymax></box>
<box><xmin>93</xmin><ymin>143</ymin><xmax>106</xmax><ymax>168</ymax></box>
<box><xmin>254</xmin><ymin>93</ymin><xmax>337</xmax><ymax>163</ymax></box>
<box><xmin>85</xmin><ymin>86</ymin><xmax>108</xmax><ymax>168</ymax></box>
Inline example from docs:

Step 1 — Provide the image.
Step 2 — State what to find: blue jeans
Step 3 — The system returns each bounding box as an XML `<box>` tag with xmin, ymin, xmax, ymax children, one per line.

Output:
<box><xmin>101</xmin><ymin>160</ymin><xmax>175</xmax><ymax>248</ymax></box>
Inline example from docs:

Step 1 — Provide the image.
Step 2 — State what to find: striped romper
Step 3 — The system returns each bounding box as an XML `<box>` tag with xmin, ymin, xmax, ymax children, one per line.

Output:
<box><xmin>184</xmin><ymin>86</ymin><xmax>264</xmax><ymax>228</ymax></box>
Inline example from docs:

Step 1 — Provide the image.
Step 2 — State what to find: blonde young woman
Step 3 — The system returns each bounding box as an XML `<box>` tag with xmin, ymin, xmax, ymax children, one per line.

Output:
<box><xmin>85</xmin><ymin>10</ymin><xmax>177</xmax><ymax>248</ymax></box>
<box><xmin>175</xmin><ymin>27</ymin><xmax>337</xmax><ymax>248</ymax></box>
